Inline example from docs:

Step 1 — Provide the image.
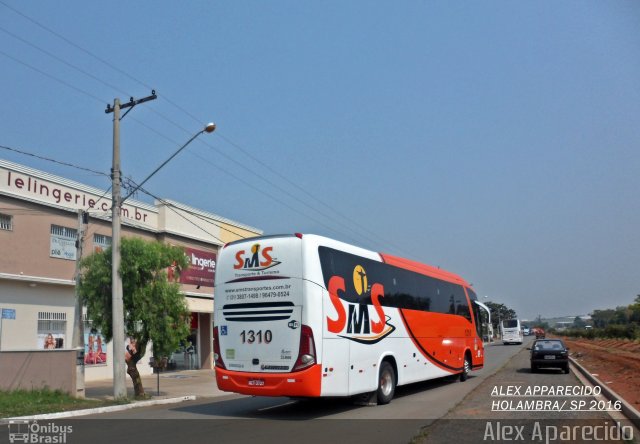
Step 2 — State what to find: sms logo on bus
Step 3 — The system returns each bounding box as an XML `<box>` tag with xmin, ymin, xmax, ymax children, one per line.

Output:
<box><xmin>326</xmin><ymin>265</ymin><xmax>395</xmax><ymax>344</ymax></box>
<box><xmin>233</xmin><ymin>244</ymin><xmax>281</xmax><ymax>271</ymax></box>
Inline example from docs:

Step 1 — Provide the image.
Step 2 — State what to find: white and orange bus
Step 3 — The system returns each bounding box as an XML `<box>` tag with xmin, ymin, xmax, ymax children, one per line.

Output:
<box><xmin>213</xmin><ymin>234</ymin><xmax>485</xmax><ymax>404</ymax></box>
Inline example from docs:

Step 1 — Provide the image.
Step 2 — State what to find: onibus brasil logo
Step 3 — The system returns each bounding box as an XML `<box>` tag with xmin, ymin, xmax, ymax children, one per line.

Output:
<box><xmin>326</xmin><ymin>264</ymin><xmax>395</xmax><ymax>344</ymax></box>
<box><xmin>7</xmin><ymin>420</ymin><xmax>73</xmax><ymax>443</ymax></box>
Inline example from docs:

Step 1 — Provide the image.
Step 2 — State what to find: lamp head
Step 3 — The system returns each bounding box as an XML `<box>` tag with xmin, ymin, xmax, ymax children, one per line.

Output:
<box><xmin>204</xmin><ymin>122</ymin><xmax>216</xmax><ymax>133</ymax></box>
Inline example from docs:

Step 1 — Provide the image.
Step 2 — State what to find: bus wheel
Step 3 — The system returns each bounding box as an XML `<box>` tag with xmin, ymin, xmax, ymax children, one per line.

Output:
<box><xmin>460</xmin><ymin>354</ymin><xmax>471</xmax><ymax>382</ymax></box>
<box><xmin>377</xmin><ymin>361</ymin><xmax>396</xmax><ymax>404</ymax></box>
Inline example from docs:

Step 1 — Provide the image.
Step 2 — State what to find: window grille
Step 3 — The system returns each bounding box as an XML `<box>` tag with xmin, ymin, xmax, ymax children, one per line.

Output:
<box><xmin>0</xmin><ymin>213</ymin><xmax>12</xmax><ymax>231</ymax></box>
<box><xmin>50</xmin><ymin>225</ymin><xmax>77</xmax><ymax>239</ymax></box>
<box><xmin>38</xmin><ymin>312</ymin><xmax>67</xmax><ymax>348</ymax></box>
<box><xmin>93</xmin><ymin>233</ymin><xmax>112</xmax><ymax>248</ymax></box>
<box><xmin>38</xmin><ymin>312</ymin><xmax>67</xmax><ymax>321</ymax></box>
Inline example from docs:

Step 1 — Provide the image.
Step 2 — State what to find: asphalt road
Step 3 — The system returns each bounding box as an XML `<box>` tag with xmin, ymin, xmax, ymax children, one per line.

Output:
<box><xmin>6</xmin><ymin>338</ymin><xmax>580</xmax><ymax>444</ymax></box>
<box><xmin>419</xmin><ymin>338</ymin><xmax>635</xmax><ymax>443</ymax></box>
<box><xmin>5</xmin><ymin>340</ymin><xmax>523</xmax><ymax>444</ymax></box>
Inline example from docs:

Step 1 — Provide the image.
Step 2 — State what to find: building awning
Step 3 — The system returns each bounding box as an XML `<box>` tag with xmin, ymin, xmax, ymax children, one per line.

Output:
<box><xmin>186</xmin><ymin>296</ymin><xmax>213</xmax><ymax>313</ymax></box>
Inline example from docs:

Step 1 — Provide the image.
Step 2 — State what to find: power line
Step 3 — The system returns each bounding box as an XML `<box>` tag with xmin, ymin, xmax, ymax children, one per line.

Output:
<box><xmin>135</xmin><ymin>186</ymin><xmax>225</xmax><ymax>245</ymax></box>
<box><xmin>139</xmin><ymin>102</ymin><xmax>412</xmax><ymax>254</ymax></box>
<box><xmin>215</xmin><ymin>131</ymin><xmax>412</xmax><ymax>257</ymax></box>
<box><xmin>126</xmin><ymin>180</ymin><xmax>252</xmax><ymax>240</ymax></box>
<box><xmin>1</xmin><ymin>40</ymin><xmax>396</xmax><ymax>254</ymax></box>
<box><xmin>77</xmin><ymin>183</ymin><xmax>251</xmax><ymax>243</ymax></box>
<box><xmin>196</xmin><ymin>137</ymin><xmax>382</xmax><ymax>246</ymax></box>
<box><xmin>84</xmin><ymin>185</ymin><xmax>112</xmax><ymax>212</ymax></box>
<box><xmin>132</xmin><ymin>105</ymin><xmax>411</xmax><ymax>254</ymax></box>
<box><xmin>0</xmin><ymin>0</ymin><xmax>153</xmax><ymax>92</ymax></box>
<box><xmin>123</xmin><ymin>122</ymin><xmax>356</xmax><ymax>242</ymax></box>
<box><xmin>1</xmin><ymin>1</ymin><xmax>414</xmax><ymax>257</ymax></box>
<box><xmin>0</xmin><ymin>49</ymin><xmax>106</xmax><ymax>104</ymax></box>
<box><xmin>0</xmin><ymin>144</ymin><xmax>110</xmax><ymax>177</ymax></box>
<box><xmin>126</xmin><ymin>102</ymin><xmax>393</xmax><ymax>249</ymax></box>
<box><xmin>125</xmin><ymin>111</ymin><xmax>385</xmax><ymax>246</ymax></box>
<box><xmin>0</xmin><ymin>0</ymin><xmax>203</xmax><ymax>132</ymax></box>
<box><xmin>128</xmin><ymin>115</ymin><xmax>394</xmax><ymax>249</ymax></box>
<box><xmin>0</xmin><ymin>25</ymin><xmax>130</xmax><ymax>97</ymax></box>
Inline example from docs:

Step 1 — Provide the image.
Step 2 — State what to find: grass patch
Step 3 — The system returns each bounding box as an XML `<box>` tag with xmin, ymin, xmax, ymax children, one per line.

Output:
<box><xmin>0</xmin><ymin>389</ymin><xmax>128</xmax><ymax>418</ymax></box>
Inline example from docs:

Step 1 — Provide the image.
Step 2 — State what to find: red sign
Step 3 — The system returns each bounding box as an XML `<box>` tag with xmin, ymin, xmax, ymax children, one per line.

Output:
<box><xmin>190</xmin><ymin>312</ymin><xmax>199</xmax><ymax>329</ymax></box>
<box><xmin>180</xmin><ymin>247</ymin><xmax>217</xmax><ymax>287</ymax></box>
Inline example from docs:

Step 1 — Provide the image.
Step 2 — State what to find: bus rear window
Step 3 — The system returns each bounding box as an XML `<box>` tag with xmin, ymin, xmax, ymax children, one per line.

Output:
<box><xmin>503</xmin><ymin>320</ymin><xmax>519</xmax><ymax>328</ymax></box>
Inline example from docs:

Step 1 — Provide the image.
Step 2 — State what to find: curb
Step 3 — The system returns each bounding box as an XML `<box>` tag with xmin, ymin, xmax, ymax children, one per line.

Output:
<box><xmin>5</xmin><ymin>395</ymin><xmax>196</xmax><ymax>421</ymax></box>
<box><xmin>569</xmin><ymin>356</ymin><xmax>640</xmax><ymax>423</ymax></box>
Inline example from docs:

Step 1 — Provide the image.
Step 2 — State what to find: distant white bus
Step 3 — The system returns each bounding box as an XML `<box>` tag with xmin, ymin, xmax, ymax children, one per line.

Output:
<box><xmin>501</xmin><ymin>319</ymin><xmax>523</xmax><ymax>345</ymax></box>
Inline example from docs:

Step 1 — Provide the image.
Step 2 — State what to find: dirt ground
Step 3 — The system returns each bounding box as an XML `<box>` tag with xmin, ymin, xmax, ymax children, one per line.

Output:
<box><xmin>562</xmin><ymin>337</ymin><xmax>640</xmax><ymax>407</ymax></box>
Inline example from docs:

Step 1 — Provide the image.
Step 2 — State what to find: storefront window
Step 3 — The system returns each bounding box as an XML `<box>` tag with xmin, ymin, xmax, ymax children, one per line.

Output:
<box><xmin>37</xmin><ymin>312</ymin><xmax>66</xmax><ymax>349</ymax></box>
<box><xmin>168</xmin><ymin>314</ymin><xmax>200</xmax><ymax>370</ymax></box>
<box><xmin>168</xmin><ymin>329</ymin><xmax>199</xmax><ymax>370</ymax></box>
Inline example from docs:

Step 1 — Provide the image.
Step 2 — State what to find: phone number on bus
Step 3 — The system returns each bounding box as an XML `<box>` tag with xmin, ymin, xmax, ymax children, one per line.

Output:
<box><xmin>226</xmin><ymin>290</ymin><xmax>290</xmax><ymax>301</ymax></box>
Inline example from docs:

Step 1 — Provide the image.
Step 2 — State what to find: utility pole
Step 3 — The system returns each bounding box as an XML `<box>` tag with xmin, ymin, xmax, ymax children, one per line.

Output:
<box><xmin>111</xmin><ymin>97</ymin><xmax>126</xmax><ymax>399</ymax></box>
<box><xmin>105</xmin><ymin>92</ymin><xmax>157</xmax><ymax>399</ymax></box>
<box><xmin>72</xmin><ymin>209</ymin><xmax>86</xmax><ymax>398</ymax></box>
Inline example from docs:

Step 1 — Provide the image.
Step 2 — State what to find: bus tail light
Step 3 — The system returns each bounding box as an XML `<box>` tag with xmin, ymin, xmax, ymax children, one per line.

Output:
<box><xmin>213</xmin><ymin>326</ymin><xmax>226</xmax><ymax>369</ymax></box>
<box><xmin>292</xmin><ymin>325</ymin><xmax>316</xmax><ymax>372</ymax></box>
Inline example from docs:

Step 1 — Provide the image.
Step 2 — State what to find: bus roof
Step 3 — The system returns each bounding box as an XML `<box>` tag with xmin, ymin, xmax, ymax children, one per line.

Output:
<box><xmin>380</xmin><ymin>253</ymin><xmax>470</xmax><ymax>287</ymax></box>
<box><xmin>223</xmin><ymin>233</ymin><xmax>471</xmax><ymax>288</ymax></box>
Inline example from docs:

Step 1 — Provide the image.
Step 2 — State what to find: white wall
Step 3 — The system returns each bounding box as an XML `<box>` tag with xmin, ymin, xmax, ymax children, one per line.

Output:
<box><xmin>0</xmin><ymin>279</ymin><xmax>153</xmax><ymax>381</ymax></box>
<box><xmin>0</xmin><ymin>281</ymin><xmax>73</xmax><ymax>350</ymax></box>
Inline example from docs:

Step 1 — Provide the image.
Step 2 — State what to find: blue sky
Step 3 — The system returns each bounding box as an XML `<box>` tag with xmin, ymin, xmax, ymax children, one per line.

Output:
<box><xmin>1</xmin><ymin>1</ymin><xmax>639</xmax><ymax>320</ymax></box>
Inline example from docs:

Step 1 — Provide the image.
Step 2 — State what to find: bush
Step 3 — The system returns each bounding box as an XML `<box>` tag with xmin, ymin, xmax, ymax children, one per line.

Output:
<box><xmin>603</xmin><ymin>324</ymin><xmax>637</xmax><ymax>339</ymax></box>
<box><xmin>557</xmin><ymin>328</ymin><xmax>599</xmax><ymax>340</ymax></box>
<box><xmin>555</xmin><ymin>324</ymin><xmax>640</xmax><ymax>340</ymax></box>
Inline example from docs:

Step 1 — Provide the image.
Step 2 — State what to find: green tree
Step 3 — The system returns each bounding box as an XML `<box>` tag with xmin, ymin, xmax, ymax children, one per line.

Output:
<box><xmin>629</xmin><ymin>295</ymin><xmax>640</xmax><ymax>324</ymax></box>
<box><xmin>591</xmin><ymin>309</ymin><xmax>616</xmax><ymax>328</ymax></box>
<box><xmin>572</xmin><ymin>316</ymin><xmax>586</xmax><ymax>329</ymax></box>
<box><xmin>613</xmin><ymin>306</ymin><xmax>629</xmax><ymax>325</ymax></box>
<box><xmin>484</xmin><ymin>301</ymin><xmax>518</xmax><ymax>332</ymax></box>
<box><xmin>79</xmin><ymin>238</ymin><xmax>191</xmax><ymax>398</ymax></box>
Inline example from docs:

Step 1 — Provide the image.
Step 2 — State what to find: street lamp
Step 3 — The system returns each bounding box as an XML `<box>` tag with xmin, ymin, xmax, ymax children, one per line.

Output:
<box><xmin>111</xmin><ymin>121</ymin><xmax>216</xmax><ymax>398</ymax></box>
<box><xmin>122</xmin><ymin>122</ymin><xmax>216</xmax><ymax>203</ymax></box>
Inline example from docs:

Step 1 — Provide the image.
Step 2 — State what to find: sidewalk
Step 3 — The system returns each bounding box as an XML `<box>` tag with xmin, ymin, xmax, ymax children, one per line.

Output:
<box><xmin>85</xmin><ymin>368</ymin><xmax>227</xmax><ymax>400</ymax></box>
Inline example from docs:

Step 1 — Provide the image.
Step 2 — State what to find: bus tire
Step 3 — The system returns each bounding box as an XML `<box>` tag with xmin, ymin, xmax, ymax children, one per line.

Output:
<box><xmin>460</xmin><ymin>354</ymin><xmax>471</xmax><ymax>382</ymax></box>
<box><xmin>377</xmin><ymin>361</ymin><xmax>396</xmax><ymax>405</ymax></box>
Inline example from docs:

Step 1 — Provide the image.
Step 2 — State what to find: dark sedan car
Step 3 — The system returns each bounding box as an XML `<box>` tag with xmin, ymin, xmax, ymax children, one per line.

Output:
<box><xmin>529</xmin><ymin>339</ymin><xmax>569</xmax><ymax>373</ymax></box>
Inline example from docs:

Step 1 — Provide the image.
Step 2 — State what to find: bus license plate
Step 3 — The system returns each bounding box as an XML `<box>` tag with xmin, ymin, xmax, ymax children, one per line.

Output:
<box><xmin>248</xmin><ymin>379</ymin><xmax>265</xmax><ymax>386</ymax></box>
<box><xmin>544</xmin><ymin>355</ymin><xmax>556</xmax><ymax>360</ymax></box>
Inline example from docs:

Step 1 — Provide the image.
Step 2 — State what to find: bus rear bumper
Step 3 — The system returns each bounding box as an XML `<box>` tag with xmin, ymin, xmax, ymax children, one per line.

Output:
<box><xmin>215</xmin><ymin>365</ymin><xmax>322</xmax><ymax>397</ymax></box>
